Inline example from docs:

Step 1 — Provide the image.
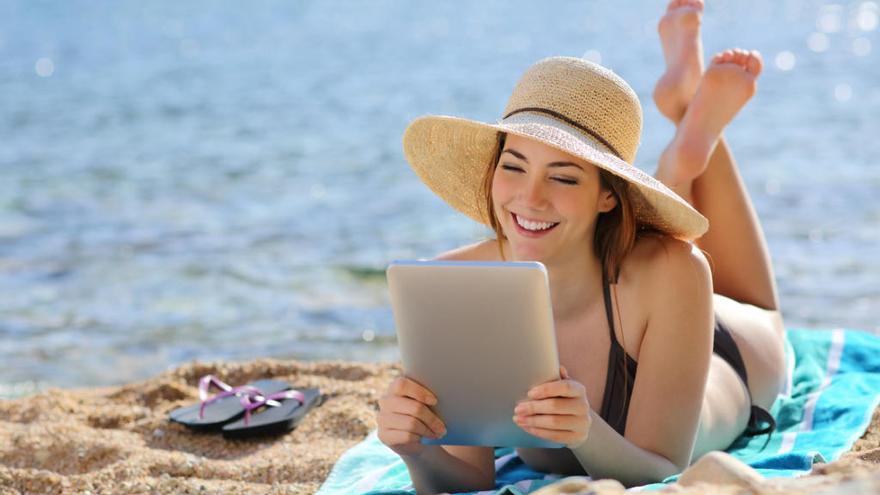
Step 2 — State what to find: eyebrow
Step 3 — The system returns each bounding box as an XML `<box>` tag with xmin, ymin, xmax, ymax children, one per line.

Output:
<box><xmin>501</xmin><ymin>148</ymin><xmax>584</xmax><ymax>171</ymax></box>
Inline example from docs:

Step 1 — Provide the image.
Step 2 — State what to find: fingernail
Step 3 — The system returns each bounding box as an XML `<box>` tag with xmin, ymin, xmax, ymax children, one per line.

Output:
<box><xmin>428</xmin><ymin>396</ymin><xmax>438</xmax><ymax>405</ymax></box>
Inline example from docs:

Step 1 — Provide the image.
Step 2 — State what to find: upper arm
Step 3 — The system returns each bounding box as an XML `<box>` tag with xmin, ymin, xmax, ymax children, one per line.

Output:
<box><xmin>624</xmin><ymin>239</ymin><xmax>714</xmax><ymax>470</ymax></box>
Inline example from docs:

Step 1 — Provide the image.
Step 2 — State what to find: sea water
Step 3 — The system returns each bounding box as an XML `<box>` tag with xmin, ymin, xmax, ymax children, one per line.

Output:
<box><xmin>1</xmin><ymin>0</ymin><xmax>878</xmax><ymax>393</ymax></box>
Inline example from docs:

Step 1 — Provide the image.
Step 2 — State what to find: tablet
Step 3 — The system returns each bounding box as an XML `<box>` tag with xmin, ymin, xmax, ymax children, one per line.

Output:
<box><xmin>386</xmin><ymin>260</ymin><xmax>563</xmax><ymax>448</ymax></box>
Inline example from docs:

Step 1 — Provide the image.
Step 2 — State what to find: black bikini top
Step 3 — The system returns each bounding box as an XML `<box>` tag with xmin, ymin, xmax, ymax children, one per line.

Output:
<box><xmin>598</xmin><ymin>279</ymin><xmax>638</xmax><ymax>436</ymax></box>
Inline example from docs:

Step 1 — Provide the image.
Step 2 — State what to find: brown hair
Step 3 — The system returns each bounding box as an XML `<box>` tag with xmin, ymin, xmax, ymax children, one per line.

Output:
<box><xmin>483</xmin><ymin>132</ymin><xmax>508</xmax><ymax>261</ymax></box>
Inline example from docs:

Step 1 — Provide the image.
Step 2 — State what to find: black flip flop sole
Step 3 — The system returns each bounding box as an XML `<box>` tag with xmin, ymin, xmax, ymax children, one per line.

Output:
<box><xmin>221</xmin><ymin>387</ymin><xmax>322</xmax><ymax>439</ymax></box>
<box><xmin>168</xmin><ymin>379</ymin><xmax>291</xmax><ymax>431</ymax></box>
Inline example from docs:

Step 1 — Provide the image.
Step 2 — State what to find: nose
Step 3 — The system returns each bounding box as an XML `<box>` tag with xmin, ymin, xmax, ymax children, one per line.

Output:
<box><xmin>520</xmin><ymin>177</ymin><xmax>548</xmax><ymax>209</ymax></box>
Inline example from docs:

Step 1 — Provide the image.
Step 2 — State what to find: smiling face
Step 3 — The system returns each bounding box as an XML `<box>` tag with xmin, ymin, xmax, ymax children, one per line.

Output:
<box><xmin>490</xmin><ymin>134</ymin><xmax>618</xmax><ymax>263</ymax></box>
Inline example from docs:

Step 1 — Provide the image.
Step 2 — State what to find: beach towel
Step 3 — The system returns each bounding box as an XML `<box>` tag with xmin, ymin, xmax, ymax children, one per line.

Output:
<box><xmin>317</xmin><ymin>328</ymin><xmax>880</xmax><ymax>494</ymax></box>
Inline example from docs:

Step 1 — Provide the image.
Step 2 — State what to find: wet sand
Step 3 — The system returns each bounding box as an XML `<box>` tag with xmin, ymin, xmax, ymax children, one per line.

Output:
<box><xmin>1</xmin><ymin>359</ymin><xmax>878</xmax><ymax>494</ymax></box>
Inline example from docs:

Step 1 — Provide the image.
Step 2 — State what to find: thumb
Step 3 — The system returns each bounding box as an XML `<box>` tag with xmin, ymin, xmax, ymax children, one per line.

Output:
<box><xmin>560</xmin><ymin>365</ymin><xmax>569</xmax><ymax>379</ymax></box>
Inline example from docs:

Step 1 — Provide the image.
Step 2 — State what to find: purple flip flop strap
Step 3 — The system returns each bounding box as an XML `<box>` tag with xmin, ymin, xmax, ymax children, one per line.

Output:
<box><xmin>240</xmin><ymin>389</ymin><xmax>307</xmax><ymax>426</ymax></box>
<box><xmin>197</xmin><ymin>374</ymin><xmax>269</xmax><ymax>420</ymax></box>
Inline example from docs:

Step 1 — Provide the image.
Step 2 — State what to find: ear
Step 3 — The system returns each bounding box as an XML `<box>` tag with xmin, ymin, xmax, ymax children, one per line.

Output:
<box><xmin>597</xmin><ymin>189</ymin><xmax>618</xmax><ymax>213</ymax></box>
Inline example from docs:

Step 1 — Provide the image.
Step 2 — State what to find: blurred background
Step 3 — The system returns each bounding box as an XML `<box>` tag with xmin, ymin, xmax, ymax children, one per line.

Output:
<box><xmin>1</xmin><ymin>0</ymin><xmax>878</xmax><ymax>396</ymax></box>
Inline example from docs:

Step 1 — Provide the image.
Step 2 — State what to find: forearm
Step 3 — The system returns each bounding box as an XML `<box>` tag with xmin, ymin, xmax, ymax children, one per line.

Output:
<box><xmin>401</xmin><ymin>445</ymin><xmax>494</xmax><ymax>495</ymax></box>
<box><xmin>571</xmin><ymin>411</ymin><xmax>682</xmax><ymax>487</ymax></box>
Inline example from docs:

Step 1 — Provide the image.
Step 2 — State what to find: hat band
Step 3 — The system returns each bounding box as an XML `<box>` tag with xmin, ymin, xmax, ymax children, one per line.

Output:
<box><xmin>502</xmin><ymin>107</ymin><xmax>623</xmax><ymax>160</ymax></box>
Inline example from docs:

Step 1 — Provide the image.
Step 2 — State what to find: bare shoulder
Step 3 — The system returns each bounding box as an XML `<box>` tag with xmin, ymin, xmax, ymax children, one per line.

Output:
<box><xmin>620</xmin><ymin>235</ymin><xmax>711</xmax><ymax>293</ymax></box>
<box><xmin>434</xmin><ymin>239</ymin><xmax>502</xmax><ymax>262</ymax></box>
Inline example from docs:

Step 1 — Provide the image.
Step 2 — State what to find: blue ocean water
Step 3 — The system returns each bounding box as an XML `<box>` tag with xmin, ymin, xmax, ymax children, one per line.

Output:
<box><xmin>1</xmin><ymin>0</ymin><xmax>878</xmax><ymax>394</ymax></box>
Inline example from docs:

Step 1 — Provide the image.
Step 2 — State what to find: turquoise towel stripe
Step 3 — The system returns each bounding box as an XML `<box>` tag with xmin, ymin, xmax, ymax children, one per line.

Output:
<box><xmin>317</xmin><ymin>329</ymin><xmax>880</xmax><ymax>495</ymax></box>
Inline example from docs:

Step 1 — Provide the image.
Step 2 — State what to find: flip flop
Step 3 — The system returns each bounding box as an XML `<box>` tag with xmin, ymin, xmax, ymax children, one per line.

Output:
<box><xmin>221</xmin><ymin>387</ymin><xmax>322</xmax><ymax>439</ymax></box>
<box><xmin>168</xmin><ymin>375</ymin><xmax>291</xmax><ymax>431</ymax></box>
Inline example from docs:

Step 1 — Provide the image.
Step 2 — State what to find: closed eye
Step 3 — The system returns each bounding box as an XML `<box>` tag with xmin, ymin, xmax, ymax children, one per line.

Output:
<box><xmin>501</xmin><ymin>163</ymin><xmax>578</xmax><ymax>185</ymax></box>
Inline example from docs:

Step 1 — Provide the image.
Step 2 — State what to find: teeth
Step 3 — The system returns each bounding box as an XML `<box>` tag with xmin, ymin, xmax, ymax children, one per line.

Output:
<box><xmin>515</xmin><ymin>214</ymin><xmax>557</xmax><ymax>232</ymax></box>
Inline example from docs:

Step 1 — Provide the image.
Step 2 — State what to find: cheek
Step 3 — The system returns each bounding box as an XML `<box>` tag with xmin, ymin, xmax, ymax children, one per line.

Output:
<box><xmin>491</xmin><ymin>171</ymin><xmax>513</xmax><ymax>207</ymax></box>
<box><xmin>560</xmin><ymin>196</ymin><xmax>587</xmax><ymax>213</ymax></box>
<box><xmin>557</xmin><ymin>195</ymin><xmax>597</xmax><ymax>226</ymax></box>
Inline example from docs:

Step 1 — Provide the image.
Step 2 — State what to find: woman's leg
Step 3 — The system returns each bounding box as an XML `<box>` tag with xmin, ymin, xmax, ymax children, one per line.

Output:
<box><xmin>691</xmin><ymin>139</ymin><xmax>779</xmax><ymax>311</ymax></box>
<box><xmin>652</xmin><ymin>0</ymin><xmax>778</xmax><ymax>311</ymax></box>
<box><xmin>655</xmin><ymin>34</ymin><xmax>779</xmax><ymax>310</ymax></box>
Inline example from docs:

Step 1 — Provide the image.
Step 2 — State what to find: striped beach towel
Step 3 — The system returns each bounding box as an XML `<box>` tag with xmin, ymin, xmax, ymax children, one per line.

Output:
<box><xmin>317</xmin><ymin>328</ymin><xmax>880</xmax><ymax>494</ymax></box>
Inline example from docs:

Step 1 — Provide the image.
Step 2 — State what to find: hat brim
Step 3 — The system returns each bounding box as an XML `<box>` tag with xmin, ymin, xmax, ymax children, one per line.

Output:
<box><xmin>403</xmin><ymin>113</ymin><xmax>708</xmax><ymax>241</ymax></box>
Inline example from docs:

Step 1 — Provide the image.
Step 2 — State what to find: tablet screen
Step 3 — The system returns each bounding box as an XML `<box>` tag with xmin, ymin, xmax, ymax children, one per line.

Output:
<box><xmin>387</xmin><ymin>260</ymin><xmax>563</xmax><ymax>448</ymax></box>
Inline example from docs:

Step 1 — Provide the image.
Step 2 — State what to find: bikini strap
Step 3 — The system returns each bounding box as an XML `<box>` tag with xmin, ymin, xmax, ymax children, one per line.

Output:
<box><xmin>602</xmin><ymin>275</ymin><xmax>617</xmax><ymax>344</ymax></box>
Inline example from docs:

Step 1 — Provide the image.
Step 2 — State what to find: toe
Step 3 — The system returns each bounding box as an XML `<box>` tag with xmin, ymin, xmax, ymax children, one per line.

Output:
<box><xmin>714</xmin><ymin>50</ymin><xmax>734</xmax><ymax>63</ymax></box>
<box><xmin>746</xmin><ymin>52</ymin><xmax>763</xmax><ymax>74</ymax></box>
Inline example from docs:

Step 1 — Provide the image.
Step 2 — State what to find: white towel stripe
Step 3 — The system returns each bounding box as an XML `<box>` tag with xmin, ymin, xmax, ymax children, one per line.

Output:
<box><xmin>777</xmin><ymin>328</ymin><xmax>845</xmax><ymax>455</ymax></box>
<box><xmin>513</xmin><ymin>480</ymin><xmax>533</xmax><ymax>491</ymax></box>
<box><xmin>353</xmin><ymin>463</ymin><xmax>399</xmax><ymax>492</ymax></box>
<box><xmin>494</xmin><ymin>451</ymin><xmax>518</xmax><ymax>471</ymax></box>
<box><xmin>778</xmin><ymin>431</ymin><xmax>798</xmax><ymax>453</ymax></box>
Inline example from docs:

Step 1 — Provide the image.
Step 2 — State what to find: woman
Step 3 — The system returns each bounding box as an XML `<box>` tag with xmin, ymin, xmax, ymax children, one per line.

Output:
<box><xmin>378</xmin><ymin>0</ymin><xmax>787</xmax><ymax>491</ymax></box>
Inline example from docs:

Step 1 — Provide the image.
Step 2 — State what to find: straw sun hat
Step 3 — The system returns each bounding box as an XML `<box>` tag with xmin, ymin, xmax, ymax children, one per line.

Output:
<box><xmin>402</xmin><ymin>56</ymin><xmax>708</xmax><ymax>241</ymax></box>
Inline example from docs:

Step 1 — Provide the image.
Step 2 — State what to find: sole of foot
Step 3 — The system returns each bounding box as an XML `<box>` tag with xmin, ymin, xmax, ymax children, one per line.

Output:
<box><xmin>653</xmin><ymin>0</ymin><xmax>705</xmax><ymax>123</ymax></box>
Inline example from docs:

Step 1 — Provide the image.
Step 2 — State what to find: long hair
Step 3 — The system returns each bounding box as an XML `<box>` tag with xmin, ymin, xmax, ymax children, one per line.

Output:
<box><xmin>483</xmin><ymin>133</ymin><xmax>508</xmax><ymax>260</ymax></box>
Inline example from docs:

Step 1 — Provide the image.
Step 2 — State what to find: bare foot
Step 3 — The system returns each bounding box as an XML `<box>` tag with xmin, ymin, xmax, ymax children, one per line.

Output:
<box><xmin>656</xmin><ymin>49</ymin><xmax>763</xmax><ymax>187</ymax></box>
<box><xmin>653</xmin><ymin>0</ymin><xmax>705</xmax><ymax>123</ymax></box>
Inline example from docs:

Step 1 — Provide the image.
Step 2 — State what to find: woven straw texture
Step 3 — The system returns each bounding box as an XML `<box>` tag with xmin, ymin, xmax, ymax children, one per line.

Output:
<box><xmin>402</xmin><ymin>56</ymin><xmax>708</xmax><ymax>240</ymax></box>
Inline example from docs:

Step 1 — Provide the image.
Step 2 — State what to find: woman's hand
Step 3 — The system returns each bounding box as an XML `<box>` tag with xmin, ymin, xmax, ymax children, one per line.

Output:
<box><xmin>377</xmin><ymin>376</ymin><xmax>447</xmax><ymax>458</ymax></box>
<box><xmin>513</xmin><ymin>366</ymin><xmax>592</xmax><ymax>449</ymax></box>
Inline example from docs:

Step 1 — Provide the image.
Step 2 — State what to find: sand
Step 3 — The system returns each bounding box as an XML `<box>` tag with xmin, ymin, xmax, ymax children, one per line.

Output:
<box><xmin>1</xmin><ymin>359</ymin><xmax>878</xmax><ymax>494</ymax></box>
